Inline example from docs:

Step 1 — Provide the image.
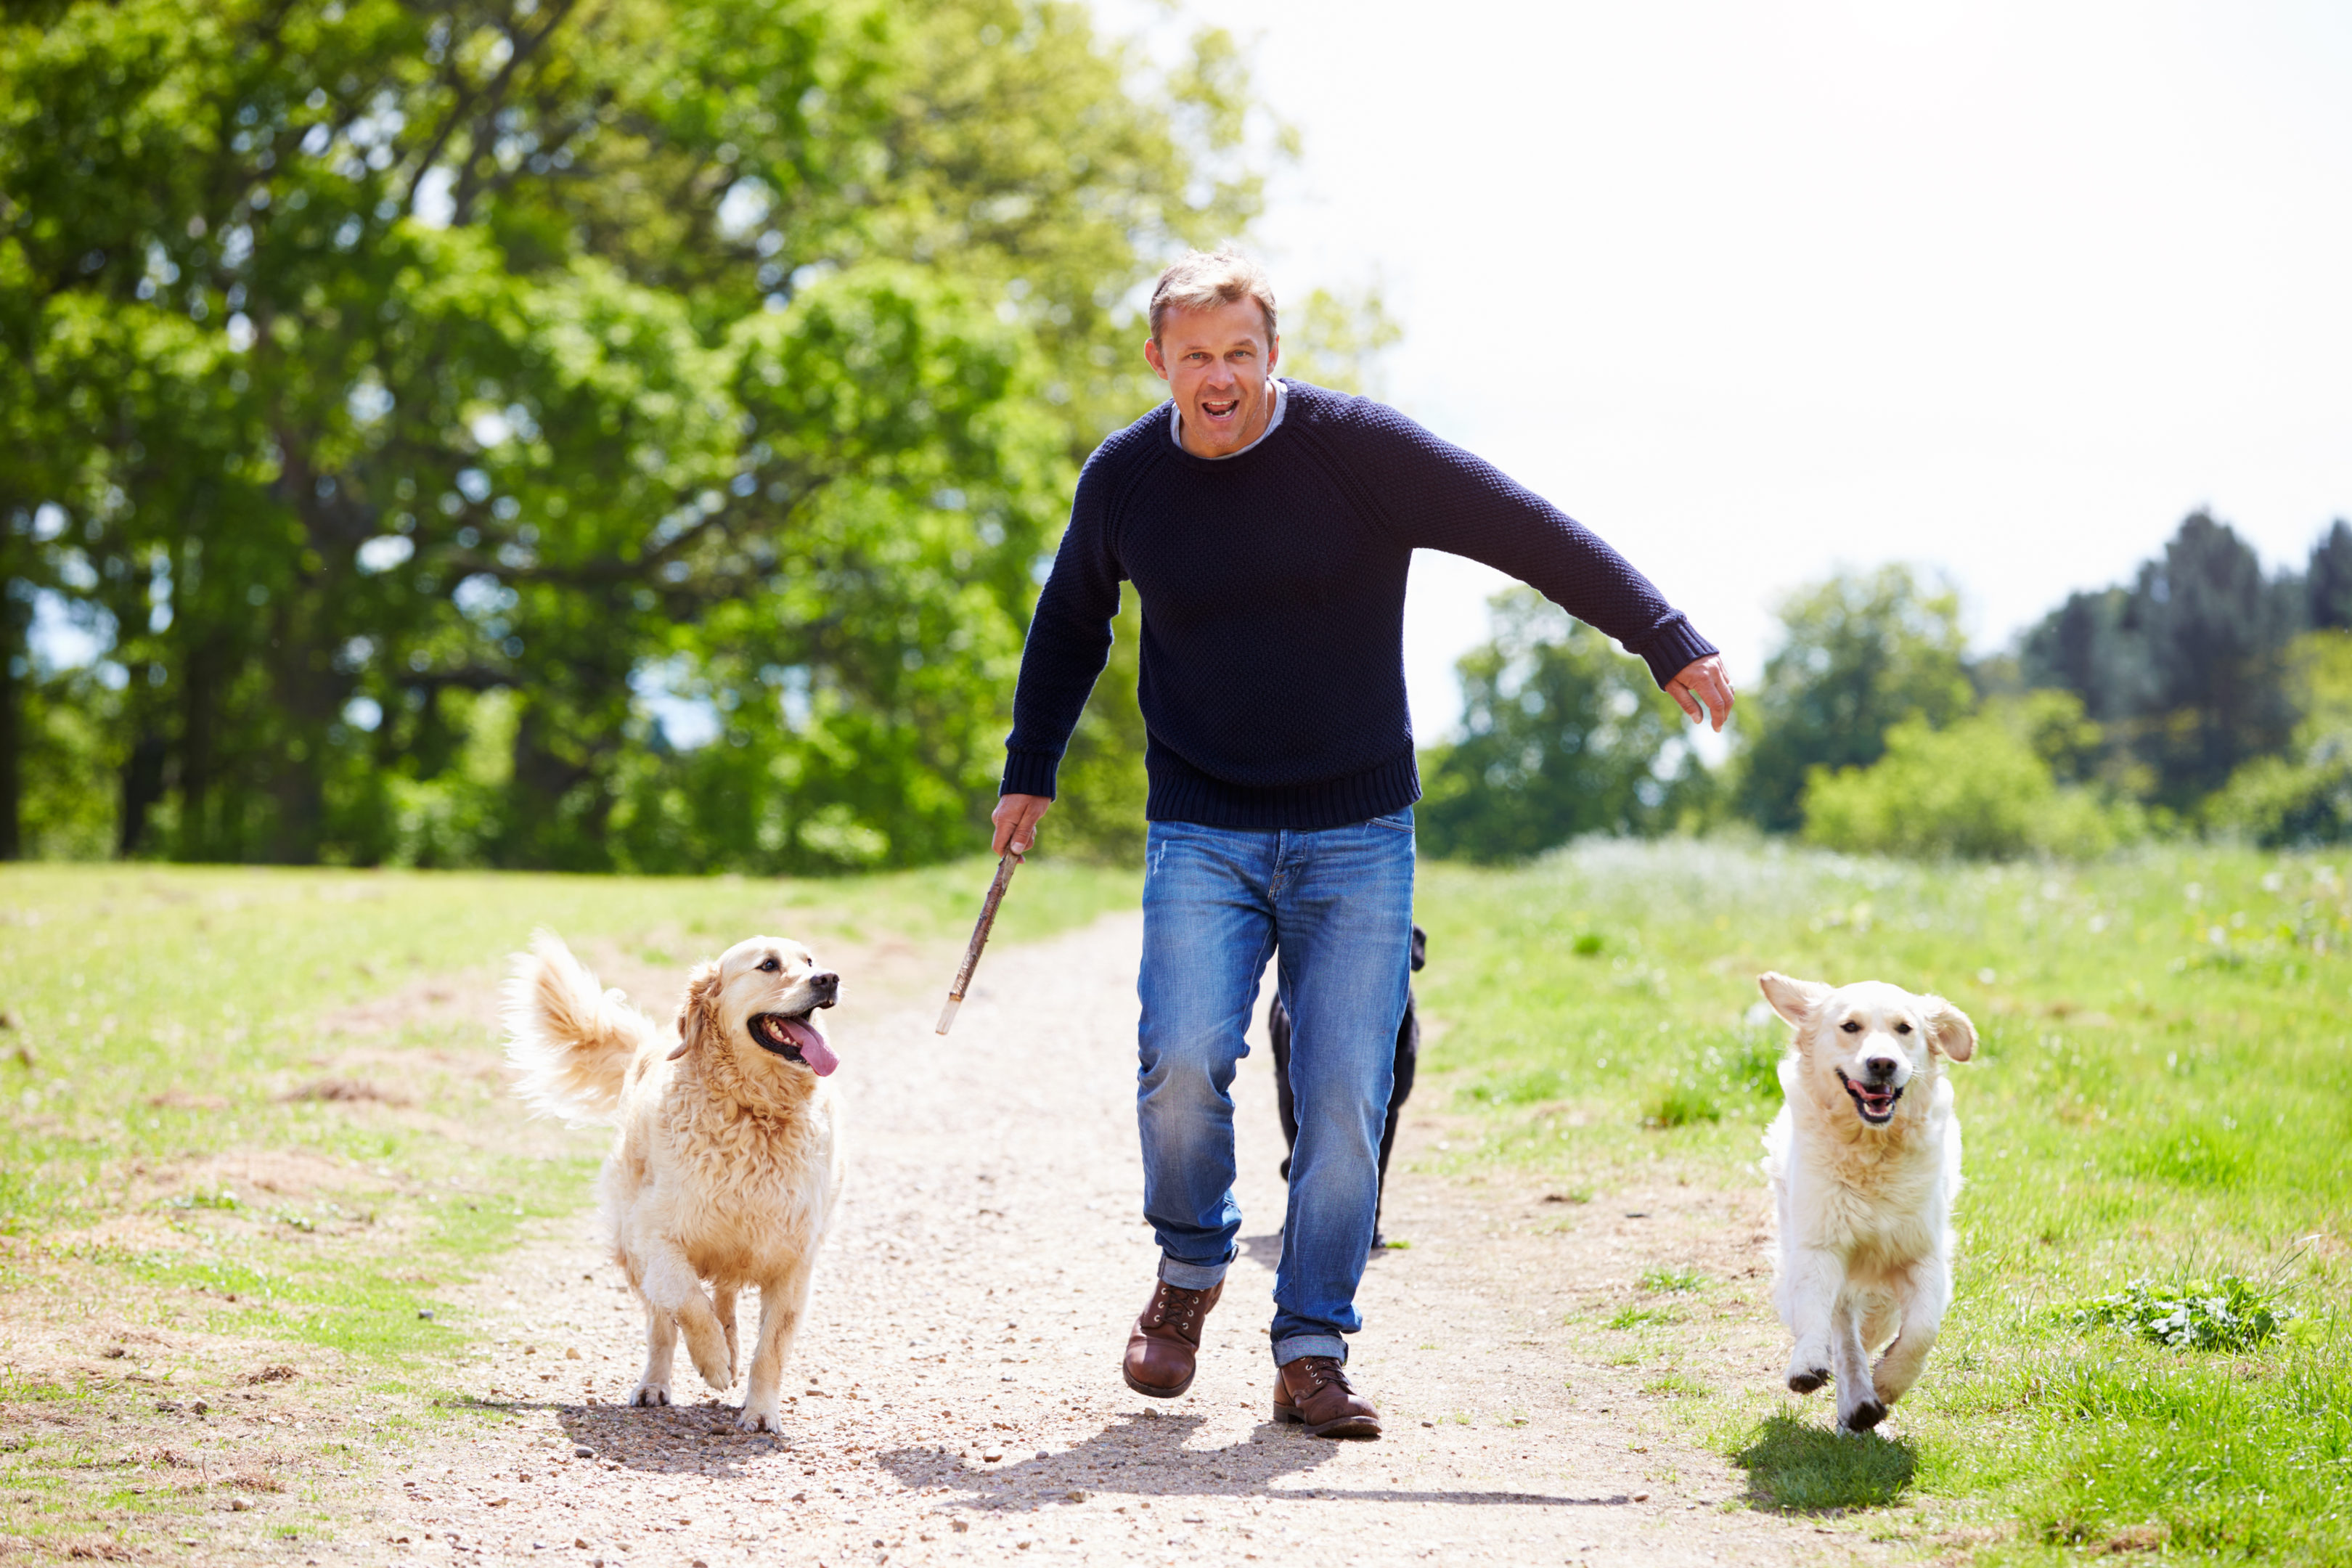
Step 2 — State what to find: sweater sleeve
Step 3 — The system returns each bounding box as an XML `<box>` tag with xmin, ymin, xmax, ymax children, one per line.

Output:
<box><xmin>1000</xmin><ymin>449</ymin><xmax>1126</xmax><ymax>799</ymax></box>
<box><xmin>1337</xmin><ymin>402</ymin><xmax>1717</xmax><ymax>688</ymax></box>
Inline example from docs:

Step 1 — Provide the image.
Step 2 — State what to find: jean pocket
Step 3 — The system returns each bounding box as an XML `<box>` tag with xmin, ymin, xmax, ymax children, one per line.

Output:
<box><xmin>1365</xmin><ymin>809</ymin><xmax>1415</xmax><ymax>834</ymax></box>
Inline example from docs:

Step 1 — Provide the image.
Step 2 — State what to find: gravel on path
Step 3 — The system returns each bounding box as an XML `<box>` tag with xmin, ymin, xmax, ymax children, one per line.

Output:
<box><xmin>375</xmin><ymin>912</ymin><xmax>1889</xmax><ymax>1568</ymax></box>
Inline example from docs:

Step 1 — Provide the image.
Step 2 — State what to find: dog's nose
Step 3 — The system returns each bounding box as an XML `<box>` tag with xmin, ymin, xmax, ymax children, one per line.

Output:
<box><xmin>1863</xmin><ymin>1055</ymin><xmax>1898</xmax><ymax>1081</ymax></box>
<box><xmin>810</xmin><ymin>971</ymin><xmax>839</xmax><ymax>996</ymax></box>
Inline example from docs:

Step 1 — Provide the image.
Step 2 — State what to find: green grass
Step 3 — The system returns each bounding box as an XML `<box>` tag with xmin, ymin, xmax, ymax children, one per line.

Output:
<box><xmin>1413</xmin><ymin>837</ymin><xmax>2352</xmax><ymax>1563</ymax></box>
<box><xmin>0</xmin><ymin>857</ymin><xmax>1135</xmax><ymax>1244</ymax></box>
<box><xmin>0</xmin><ymin>862</ymin><xmax>1134</xmax><ymax>1347</ymax></box>
<box><xmin>0</xmin><ymin>856</ymin><xmax>1138</xmax><ymax>1556</ymax></box>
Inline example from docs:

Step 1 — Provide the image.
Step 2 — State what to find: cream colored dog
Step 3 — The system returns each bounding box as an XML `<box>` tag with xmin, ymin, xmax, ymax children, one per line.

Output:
<box><xmin>504</xmin><ymin>931</ymin><xmax>844</xmax><ymax>1432</ymax></box>
<box><xmin>1757</xmin><ymin>972</ymin><xmax>1975</xmax><ymax>1434</ymax></box>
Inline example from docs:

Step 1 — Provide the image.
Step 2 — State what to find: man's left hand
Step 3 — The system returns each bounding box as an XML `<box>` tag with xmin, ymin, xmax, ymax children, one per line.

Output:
<box><xmin>1667</xmin><ymin>655</ymin><xmax>1735</xmax><ymax>732</ymax></box>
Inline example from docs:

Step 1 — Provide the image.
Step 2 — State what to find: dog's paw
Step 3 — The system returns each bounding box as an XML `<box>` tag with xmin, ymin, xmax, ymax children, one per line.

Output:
<box><xmin>629</xmin><ymin>1381</ymin><xmax>671</xmax><ymax>1408</ymax></box>
<box><xmin>1837</xmin><ymin>1400</ymin><xmax>1888</xmax><ymax>1434</ymax></box>
<box><xmin>690</xmin><ymin>1347</ymin><xmax>732</xmax><ymax>1390</ymax></box>
<box><xmin>1787</xmin><ymin>1368</ymin><xmax>1829</xmax><ymax>1395</ymax></box>
<box><xmin>737</xmin><ymin>1403</ymin><xmax>784</xmax><ymax>1434</ymax></box>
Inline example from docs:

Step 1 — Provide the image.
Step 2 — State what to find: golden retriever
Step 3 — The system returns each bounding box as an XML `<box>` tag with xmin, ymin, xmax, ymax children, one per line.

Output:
<box><xmin>504</xmin><ymin>931</ymin><xmax>844</xmax><ymax>1432</ymax></box>
<box><xmin>1756</xmin><ymin>972</ymin><xmax>1975</xmax><ymax>1433</ymax></box>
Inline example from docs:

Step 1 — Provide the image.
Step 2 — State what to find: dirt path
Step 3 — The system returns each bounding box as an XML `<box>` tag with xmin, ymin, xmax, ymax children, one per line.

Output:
<box><xmin>374</xmin><ymin>913</ymin><xmax>1890</xmax><ymax>1568</ymax></box>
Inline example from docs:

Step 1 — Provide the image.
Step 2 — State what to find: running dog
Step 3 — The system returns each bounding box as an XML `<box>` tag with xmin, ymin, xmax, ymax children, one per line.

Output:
<box><xmin>1273</xmin><ymin>923</ymin><xmax>1425</xmax><ymax>1251</ymax></box>
<box><xmin>1757</xmin><ymin>971</ymin><xmax>1975</xmax><ymax>1433</ymax></box>
<box><xmin>504</xmin><ymin>931</ymin><xmax>844</xmax><ymax>1432</ymax></box>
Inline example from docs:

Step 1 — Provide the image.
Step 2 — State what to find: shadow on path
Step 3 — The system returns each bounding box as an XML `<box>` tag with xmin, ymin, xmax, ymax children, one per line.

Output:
<box><xmin>878</xmin><ymin>1412</ymin><xmax>1633</xmax><ymax>1516</ymax></box>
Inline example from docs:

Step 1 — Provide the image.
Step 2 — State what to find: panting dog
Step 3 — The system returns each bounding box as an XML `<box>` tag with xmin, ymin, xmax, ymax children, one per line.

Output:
<box><xmin>504</xmin><ymin>931</ymin><xmax>844</xmax><ymax>1432</ymax></box>
<box><xmin>1757</xmin><ymin>971</ymin><xmax>1976</xmax><ymax>1433</ymax></box>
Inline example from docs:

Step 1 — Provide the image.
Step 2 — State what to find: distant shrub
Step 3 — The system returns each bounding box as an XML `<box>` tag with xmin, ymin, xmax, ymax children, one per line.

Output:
<box><xmin>1802</xmin><ymin>693</ymin><xmax>2139</xmax><ymax>859</ymax></box>
<box><xmin>2206</xmin><ymin>748</ymin><xmax>2352</xmax><ymax>846</ymax></box>
<box><xmin>2061</xmin><ymin>1275</ymin><xmax>2298</xmax><ymax>1352</ymax></box>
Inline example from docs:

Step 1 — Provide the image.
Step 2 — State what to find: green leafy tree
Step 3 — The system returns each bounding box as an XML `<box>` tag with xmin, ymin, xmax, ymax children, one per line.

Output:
<box><xmin>1734</xmin><ymin>565</ymin><xmax>1973</xmax><ymax>833</ymax></box>
<box><xmin>1417</xmin><ymin>586</ymin><xmax>1704</xmax><ymax>864</ymax></box>
<box><xmin>2020</xmin><ymin>513</ymin><xmax>2306</xmax><ymax>811</ymax></box>
<box><xmin>1</xmin><ymin>0</ymin><xmax>1275</xmax><ymax>868</ymax></box>
<box><xmin>2206</xmin><ymin>632</ymin><xmax>2352</xmax><ymax>846</ymax></box>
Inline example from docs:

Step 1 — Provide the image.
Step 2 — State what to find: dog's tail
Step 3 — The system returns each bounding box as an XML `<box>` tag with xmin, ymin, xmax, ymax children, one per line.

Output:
<box><xmin>502</xmin><ymin>930</ymin><xmax>656</xmax><ymax>1126</ymax></box>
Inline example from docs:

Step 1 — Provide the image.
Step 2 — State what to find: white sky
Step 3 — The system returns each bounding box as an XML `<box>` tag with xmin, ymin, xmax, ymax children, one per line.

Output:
<box><xmin>1102</xmin><ymin>0</ymin><xmax>2352</xmax><ymax>744</ymax></box>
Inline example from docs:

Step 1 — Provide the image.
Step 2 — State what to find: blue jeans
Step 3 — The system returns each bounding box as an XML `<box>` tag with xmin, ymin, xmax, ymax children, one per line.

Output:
<box><xmin>1136</xmin><ymin>809</ymin><xmax>1416</xmax><ymax>1365</ymax></box>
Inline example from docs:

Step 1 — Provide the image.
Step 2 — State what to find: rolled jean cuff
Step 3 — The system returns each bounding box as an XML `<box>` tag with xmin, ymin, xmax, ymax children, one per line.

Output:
<box><xmin>1271</xmin><ymin>1334</ymin><xmax>1347</xmax><ymax>1366</ymax></box>
<box><xmin>1157</xmin><ymin>1252</ymin><xmax>1233</xmax><ymax>1291</ymax></box>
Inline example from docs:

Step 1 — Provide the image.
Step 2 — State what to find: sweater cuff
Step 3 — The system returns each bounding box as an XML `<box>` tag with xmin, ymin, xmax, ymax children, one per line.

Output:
<box><xmin>1630</xmin><ymin>617</ymin><xmax>1718</xmax><ymax>690</ymax></box>
<box><xmin>1000</xmin><ymin>747</ymin><xmax>1061</xmax><ymax>800</ymax></box>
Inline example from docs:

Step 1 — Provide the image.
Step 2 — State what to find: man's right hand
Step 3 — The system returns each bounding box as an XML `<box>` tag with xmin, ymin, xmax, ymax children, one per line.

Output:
<box><xmin>992</xmin><ymin>793</ymin><xmax>1053</xmax><ymax>857</ymax></box>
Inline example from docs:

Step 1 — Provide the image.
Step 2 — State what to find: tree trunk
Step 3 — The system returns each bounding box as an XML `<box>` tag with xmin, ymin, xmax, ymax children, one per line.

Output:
<box><xmin>0</xmin><ymin>603</ymin><xmax>20</xmax><ymax>862</ymax></box>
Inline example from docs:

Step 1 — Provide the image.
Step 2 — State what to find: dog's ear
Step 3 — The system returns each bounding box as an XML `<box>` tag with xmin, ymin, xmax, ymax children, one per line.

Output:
<box><xmin>666</xmin><ymin>962</ymin><xmax>724</xmax><ymax>1062</ymax></box>
<box><xmin>1757</xmin><ymin>972</ymin><xmax>1830</xmax><ymax>1028</ymax></box>
<box><xmin>1919</xmin><ymin>995</ymin><xmax>1977</xmax><ymax>1061</ymax></box>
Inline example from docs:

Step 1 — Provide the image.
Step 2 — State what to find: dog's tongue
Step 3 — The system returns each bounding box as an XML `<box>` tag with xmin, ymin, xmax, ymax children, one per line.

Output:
<box><xmin>778</xmin><ymin>1016</ymin><xmax>838</xmax><ymax>1077</ymax></box>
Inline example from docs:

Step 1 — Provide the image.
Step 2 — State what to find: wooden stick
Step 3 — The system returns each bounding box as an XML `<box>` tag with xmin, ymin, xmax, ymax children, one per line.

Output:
<box><xmin>936</xmin><ymin>852</ymin><xmax>1020</xmax><ymax>1034</ymax></box>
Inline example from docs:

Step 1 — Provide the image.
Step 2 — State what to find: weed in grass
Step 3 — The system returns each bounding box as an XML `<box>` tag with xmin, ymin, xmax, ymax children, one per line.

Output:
<box><xmin>2061</xmin><ymin>1274</ymin><xmax>2300</xmax><ymax>1350</ymax></box>
<box><xmin>1641</xmin><ymin>1265</ymin><xmax>1710</xmax><ymax>1294</ymax></box>
<box><xmin>1644</xmin><ymin>1371</ymin><xmax>1708</xmax><ymax>1399</ymax></box>
<box><xmin>1731</xmin><ymin>1413</ymin><xmax>1917</xmax><ymax>1511</ymax></box>
<box><xmin>1641</xmin><ymin>1082</ymin><xmax>1720</xmax><ymax>1129</ymax></box>
<box><xmin>1606</xmin><ymin>1305</ymin><xmax>1678</xmax><ymax>1331</ymax></box>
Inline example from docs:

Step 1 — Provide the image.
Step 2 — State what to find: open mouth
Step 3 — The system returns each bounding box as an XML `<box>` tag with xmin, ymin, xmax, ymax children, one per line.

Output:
<box><xmin>749</xmin><ymin>1011</ymin><xmax>838</xmax><ymax>1077</ymax></box>
<box><xmin>1836</xmin><ymin>1069</ymin><xmax>1901</xmax><ymax>1124</ymax></box>
<box><xmin>1199</xmin><ymin>396</ymin><xmax>1241</xmax><ymax>421</ymax></box>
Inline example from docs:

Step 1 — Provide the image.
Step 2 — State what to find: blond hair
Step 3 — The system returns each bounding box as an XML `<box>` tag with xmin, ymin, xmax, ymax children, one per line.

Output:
<box><xmin>1148</xmin><ymin>250</ymin><xmax>1278</xmax><ymax>344</ymax></box>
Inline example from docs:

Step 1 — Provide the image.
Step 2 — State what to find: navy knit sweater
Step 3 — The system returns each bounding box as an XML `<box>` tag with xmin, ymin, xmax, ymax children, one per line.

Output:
<box><xmin>1001</xmin><ymin>381</ymin><xmax>1718</xmax><ymax>829</ymax></box>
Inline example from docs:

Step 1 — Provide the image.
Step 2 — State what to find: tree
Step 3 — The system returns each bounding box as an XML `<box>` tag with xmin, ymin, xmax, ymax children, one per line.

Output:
<box><xmin>1416</xmin><ymin>587</ymin><xmax>1702</xmax><ymax>863</ymax></box>
<box><xmin>2307</xmin><ymin>519</ymin><xmax>2352</xmax><ymax>632</ymax></box>
<box><xmin>1</xmin><ymin>0</ymin><xmax>1275</xmax><ymax>867</ymax></box>
<box><xmin>2018</xmin><ymin>512</ymin><xmax>2301</xmax><ymax>812</ymax></box>
<box><xmin>1733</xmin><ymin>566</ymin><xmax>1973</xmax><ymax>833</ymax></box>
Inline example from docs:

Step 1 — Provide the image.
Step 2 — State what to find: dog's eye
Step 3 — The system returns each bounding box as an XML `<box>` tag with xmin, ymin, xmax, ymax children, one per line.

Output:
<box><xmin>1839</xmin><ymin>1020</ymin><xmax>1863</xmax><ymax>1034</ymax></box>
<box><xmin>1895</xmin><ymin>1021</ymin><xmax>1913</xmax><ymax>1034</ymax></box>
<box><xmin>758</xmin><ymin>957</ymin><xmax>780</xmax><ymax>973</ymax></box>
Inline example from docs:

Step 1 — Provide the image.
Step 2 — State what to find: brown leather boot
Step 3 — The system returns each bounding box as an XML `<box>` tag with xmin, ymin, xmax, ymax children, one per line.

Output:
<box><xmin>1274</xmin><ymin>1355</ymin><xmax>1381</xmax><ymax>1439</ymax></box>
<box><xmin>1122</xmin><ymin>1278</ymin><xmax>1222</xmax><ymax>1398</ymax></box>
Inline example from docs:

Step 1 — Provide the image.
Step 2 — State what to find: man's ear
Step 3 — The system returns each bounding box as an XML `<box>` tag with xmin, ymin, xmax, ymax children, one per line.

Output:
<box><xmin>1143</xmin><ymin>335</ymin><xmax>1168</xmax><ymax>381</ymax></box>
<box><xmin>666</xmin><ymin>963</ymin><xmax>723</xmax><ymax>1062</ymax></box>
<box><xmin>1757</xmin><ymin>972</ymin><xmax>1831</xmax><ymax>1029</ymax></box>
<box><xmin>1919</xmin><ymin>995</ymin><xmax>1977</xmax><ymax>1062</ymax></box>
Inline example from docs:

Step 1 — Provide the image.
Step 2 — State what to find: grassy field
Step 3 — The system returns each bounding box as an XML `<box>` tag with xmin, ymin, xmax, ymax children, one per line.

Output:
<box><xmin>0</xmin><ymin>857</ymin><xmax>1139</xmax><ymax>1556</ymax></box>
<box><xmin>1410</xmin><ymin>838</ymin><xmax>2352</xmax><ymax>1564</ymax></box>
<box><xmin>7</xmin><ymin>841</ymin><xmax>2348</xmax><ymax>1562</ymax></box>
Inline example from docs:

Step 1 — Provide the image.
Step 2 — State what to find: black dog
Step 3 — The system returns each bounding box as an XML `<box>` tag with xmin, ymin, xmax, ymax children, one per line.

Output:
<box><xmin>1271</xmin><ymin>924</ymin><xmax>1424</xmax><ymax>1251</ymax></box>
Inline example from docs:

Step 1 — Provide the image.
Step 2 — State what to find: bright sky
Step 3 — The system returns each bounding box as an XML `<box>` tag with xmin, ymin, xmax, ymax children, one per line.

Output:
<box><xmin>1103</xmin><ymin>0</ymin><xmax>2352</xmax><ymax>745</ymax></box>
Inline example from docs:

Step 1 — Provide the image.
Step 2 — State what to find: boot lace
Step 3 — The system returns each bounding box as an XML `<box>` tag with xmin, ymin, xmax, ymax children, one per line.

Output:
<box><xmin>1146</xmin><ymin>1282</ymin><xmax>1206</xmax><ymax>1331</ymax></box>
<box><xmin>1293</xmin><ymin>1355</ymin><xmax>1349</xmax><ymax>1393</ymax></box>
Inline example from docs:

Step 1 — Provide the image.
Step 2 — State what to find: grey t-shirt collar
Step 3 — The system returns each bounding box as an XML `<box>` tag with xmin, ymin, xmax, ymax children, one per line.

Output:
<box><xmin>1169</xmin><ymin>377</ymin><xmax>1286</xmax><ymax>460</ymax></box>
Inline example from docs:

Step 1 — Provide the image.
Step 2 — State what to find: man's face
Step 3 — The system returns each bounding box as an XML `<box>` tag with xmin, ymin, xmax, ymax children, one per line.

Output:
<box><xmin>1144</xmin><ymin>298</ymin><xmax>1278</xmax><ymax>459</ymax></box>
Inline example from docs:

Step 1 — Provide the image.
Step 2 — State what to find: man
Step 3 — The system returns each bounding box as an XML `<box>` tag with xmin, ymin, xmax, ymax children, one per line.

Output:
<box><xmin>991</xmin><ymin>251</ymin><xmax>1734</xmax><ymax>1439</ymax></box>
